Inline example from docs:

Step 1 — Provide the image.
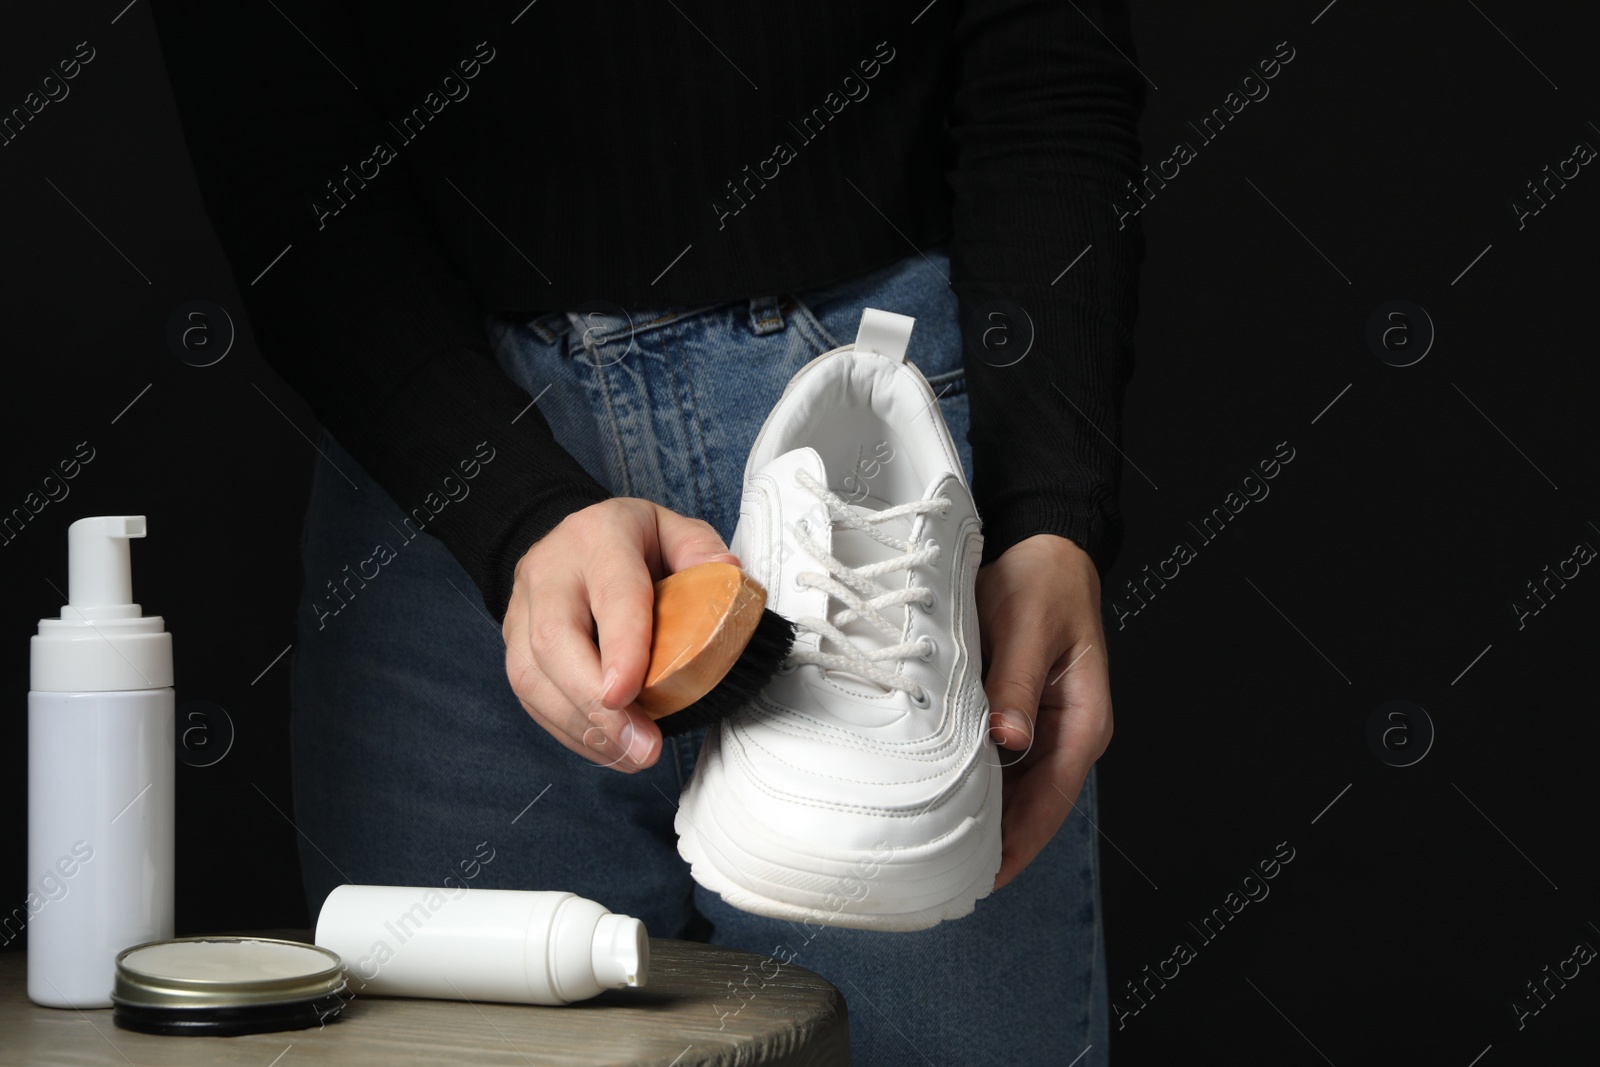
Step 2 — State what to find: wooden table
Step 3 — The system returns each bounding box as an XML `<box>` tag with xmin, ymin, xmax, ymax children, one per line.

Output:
<box><xmin>0</xmin><ymin>937</ymin><xmax>850</xmax><ymax>1065</ymax></box>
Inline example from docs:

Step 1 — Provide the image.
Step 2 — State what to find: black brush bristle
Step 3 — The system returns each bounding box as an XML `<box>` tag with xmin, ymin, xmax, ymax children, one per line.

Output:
<box><xmin>655</xmin><ymin>607</ymin><xmax>797</xmax><ymax>737</ymax></box>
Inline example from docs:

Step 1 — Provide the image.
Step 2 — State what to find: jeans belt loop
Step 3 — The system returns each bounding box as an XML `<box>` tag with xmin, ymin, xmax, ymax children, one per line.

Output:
<box><xmin>748</xmin><ymin>294</ymin><xmax>785</xmax><ymax>336</ymax></box>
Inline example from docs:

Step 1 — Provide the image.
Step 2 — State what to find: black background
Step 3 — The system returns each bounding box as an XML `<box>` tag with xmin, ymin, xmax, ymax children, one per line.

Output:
<box><xmin>3</xmin><ymin>2</ymin><xmax>1596</xmax><ymax>1063</ymax></box>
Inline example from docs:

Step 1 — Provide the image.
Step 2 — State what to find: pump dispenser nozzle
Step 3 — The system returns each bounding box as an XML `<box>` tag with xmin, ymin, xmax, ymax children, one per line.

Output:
<box><xmin>32</xmin><ymin>515</ymin><xmax>172</xmax><ymax>693</ymax></box>
<box><xmin>66</xmin><ymin>515</ymin><xmax>146</xmax><ymax>621</ymax></box>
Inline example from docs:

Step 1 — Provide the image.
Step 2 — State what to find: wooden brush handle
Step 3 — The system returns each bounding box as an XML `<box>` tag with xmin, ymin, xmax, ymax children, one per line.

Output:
<box><xmin>637</xmin><ymin>562</ymin><xmax>768</xmax><ymax>719</ymax></box>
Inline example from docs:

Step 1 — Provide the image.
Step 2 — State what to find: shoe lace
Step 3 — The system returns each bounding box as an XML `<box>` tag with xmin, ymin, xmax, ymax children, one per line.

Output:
<box><xmin>782</xmin><ymin>467</ymin><xmax>949</xmax><ymax>700</ymax></box>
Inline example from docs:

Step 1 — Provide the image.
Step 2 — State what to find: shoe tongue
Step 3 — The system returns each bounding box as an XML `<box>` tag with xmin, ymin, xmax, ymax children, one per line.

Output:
<box><xmin>834</xmin><ymin>501</ymin><xmax>909</xmax><ymax>575</ymax></box>
<box><xmin>825</xmin><ymin>499</ymin><xmax>915</xmax><ymax>696</ymax></box>
<box><xmin>760</xmin><ymin>446</ymin><xmax>918</xmax><ymax>698</ymax></box>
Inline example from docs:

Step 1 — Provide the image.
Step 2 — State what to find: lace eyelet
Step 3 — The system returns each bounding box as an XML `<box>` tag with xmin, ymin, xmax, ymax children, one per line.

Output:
<box><xmin>796</xmin><ymin>519</ymin><xmax>809</xmax><ymax>535</ymax></box>
<box><xmin>909</xmin><ymin>687</ymin><xmax>931</xmax><ymax>709</ymax></box>
<box><xmin>918</xmin><ymin>592</ymin><xmax>936</xmax><ymax>613</ymax></box>
<box><xmin>776</xmin><ymin>658</ymin><xmax>797</xmax><ymax>675</ymax></box>
<box><xmin>793</xmin><ymin>572</ymin><xmax>808</xmax><ymax>591</ymax></box>
<box><xmin>917</xmin><ymin>635</ymin><xmax>936</xmax><ymax>661</ymax></box>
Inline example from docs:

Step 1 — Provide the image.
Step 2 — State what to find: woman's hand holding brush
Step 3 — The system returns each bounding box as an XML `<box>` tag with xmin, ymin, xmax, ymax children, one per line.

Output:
<box><xmin>502</xmin><ymin>498</ymin><xmax>741</xmax><ymax>772</ymax></box>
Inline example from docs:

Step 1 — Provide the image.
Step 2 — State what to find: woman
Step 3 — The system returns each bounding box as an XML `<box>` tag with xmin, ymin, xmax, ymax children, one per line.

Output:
<box><xmin>154</xmin><ymin>1</ymin><xmax>1143</xmax><ymax>1059</ymax></box>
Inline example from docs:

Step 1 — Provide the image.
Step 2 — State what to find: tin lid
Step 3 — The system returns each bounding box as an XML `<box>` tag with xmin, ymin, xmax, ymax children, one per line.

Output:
<box><xmin>112</xmin><ymin>937</ymin><xmax>347</xmax><ymax>1036</ymax></box>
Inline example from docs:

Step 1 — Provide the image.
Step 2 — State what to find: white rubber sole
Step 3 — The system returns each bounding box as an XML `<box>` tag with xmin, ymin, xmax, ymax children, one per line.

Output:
<box><xmin>675</xmin><ymin>749</ymin><xmax>1004</xmax><ymax>932</ymax></box>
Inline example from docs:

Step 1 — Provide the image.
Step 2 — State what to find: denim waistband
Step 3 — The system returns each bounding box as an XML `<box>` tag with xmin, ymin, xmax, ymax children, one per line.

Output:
<box><xmin>523</xmin><ymin>293</ymin><xmax>793</xmax><ymax>346</ymax></box>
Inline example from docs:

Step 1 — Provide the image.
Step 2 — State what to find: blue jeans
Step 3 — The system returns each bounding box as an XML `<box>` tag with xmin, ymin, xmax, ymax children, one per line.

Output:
<box><xmin>290</xmin><ymin>247</ymin><xmax>1109</xmax><ymax>1065</ymax></box>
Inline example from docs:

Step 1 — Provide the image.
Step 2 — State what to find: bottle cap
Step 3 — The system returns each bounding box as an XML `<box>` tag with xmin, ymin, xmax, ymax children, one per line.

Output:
<box><xmin>591</xmin><ymin>912</ymin><xmax>649</xmax><ymax>989</ymax></box>
<box><xmin>111</xmin><ymin>937</ymin><xmax>347</xmax><ymax>1036</ymax></box>
<box><xmin>31</xmin><ymin>516</ymin><xmax>172</xmax><ymax>692</ymax></box>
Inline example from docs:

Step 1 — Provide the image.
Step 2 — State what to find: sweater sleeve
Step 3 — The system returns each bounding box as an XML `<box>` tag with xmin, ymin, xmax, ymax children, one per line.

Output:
<box><xmin>150</xmin><ymin>0</ymin><xmax>611</xmax><ymax>621</ymax></box>
<box><xmin>946</xmin><ymin>0</ymin><xmax>1146</xmax><ymax>575</ymax></box>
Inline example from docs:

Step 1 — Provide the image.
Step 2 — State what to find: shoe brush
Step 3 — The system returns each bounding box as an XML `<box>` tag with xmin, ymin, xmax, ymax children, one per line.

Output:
<box><xmin>637</xmin><ymin>562</ymin><xmax>797</xmax><ymax>736</ymax></box>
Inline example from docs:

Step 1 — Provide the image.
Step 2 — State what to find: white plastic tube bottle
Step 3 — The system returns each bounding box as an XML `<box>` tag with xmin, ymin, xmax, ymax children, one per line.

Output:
<box><xmin>315</xmin><ymin>885</ymin><xmax>650</xmax><ymax>1005</ymax></box>
<box><xmin>28</xmin><ymin>516</ymin><xmax>175</xmax><ymax>1008</ymax></box>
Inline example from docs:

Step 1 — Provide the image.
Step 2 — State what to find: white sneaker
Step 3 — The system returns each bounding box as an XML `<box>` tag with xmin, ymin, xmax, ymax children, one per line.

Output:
<box><xmin>675</xmin><ymin>308</ymin><xmax>1002</xmax><ymax>931</ymax></box>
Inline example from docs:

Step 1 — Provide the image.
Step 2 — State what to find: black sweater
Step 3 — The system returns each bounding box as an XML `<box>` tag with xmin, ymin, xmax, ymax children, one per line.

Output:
<box><xmin>151</xmin><ymin>0</ymin><xmax>1145</xmax><ymax>619</ymax></box>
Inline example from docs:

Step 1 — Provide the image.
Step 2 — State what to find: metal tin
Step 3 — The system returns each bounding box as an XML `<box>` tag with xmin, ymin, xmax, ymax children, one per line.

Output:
<box><xmin>111</xmin><ymin>936</ymin><xmax>348</xmax><ymax>1036</ymax></box>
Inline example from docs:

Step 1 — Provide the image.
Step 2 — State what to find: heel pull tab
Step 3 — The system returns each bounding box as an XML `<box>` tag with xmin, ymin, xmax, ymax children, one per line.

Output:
<box><xmin>853</xmin><ymin>308</ymin><xmax>914</xmax><ymax>364</ymax></box>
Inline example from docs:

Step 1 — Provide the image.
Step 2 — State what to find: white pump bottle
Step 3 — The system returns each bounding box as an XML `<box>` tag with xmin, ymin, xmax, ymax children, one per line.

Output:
<box><xmin>28</xmin><ymin>516</ymin><xmax>174</xmax><ymax>1008</ymax></box>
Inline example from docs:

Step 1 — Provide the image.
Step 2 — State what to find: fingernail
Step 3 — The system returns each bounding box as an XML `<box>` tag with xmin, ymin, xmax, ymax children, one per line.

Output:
<box><xmin>600</xmin><ymin>667</ymin><xmax>619</xmax><ymax>706</ymax></box>
<box><xmin>999</xmin><ymin>708</ymin><xmax>1032</xmax><ymax>743</ymax></box>
<box><xmin>620</xmin><ymin>721</ymin><xmax>653</xmax><ymax>767</ymax></box>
